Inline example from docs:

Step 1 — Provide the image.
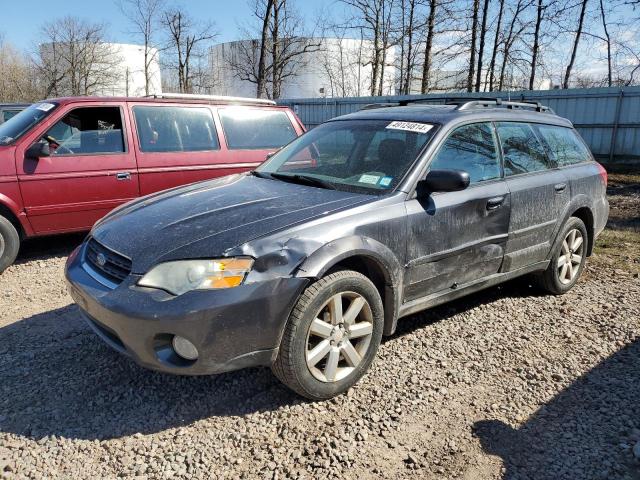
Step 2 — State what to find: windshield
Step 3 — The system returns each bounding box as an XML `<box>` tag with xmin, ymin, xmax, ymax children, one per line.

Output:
<box><xmin>256</xmin><ymin>119</ymin><xmax>436</xmax><ymax>194</ymax></box>
<box><xmin>0</xmin><ymin>102</ymin><xmax>58</xmax><ymax>146</ymax></box>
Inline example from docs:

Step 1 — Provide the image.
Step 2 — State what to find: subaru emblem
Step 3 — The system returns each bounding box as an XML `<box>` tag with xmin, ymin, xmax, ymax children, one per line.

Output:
<box><xmin>96</xmin><ymin>253</ymin><xmax>107</xmax><ymax>267</ymax></box>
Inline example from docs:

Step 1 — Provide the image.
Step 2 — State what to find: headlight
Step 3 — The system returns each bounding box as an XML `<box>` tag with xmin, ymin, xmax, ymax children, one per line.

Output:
<box><xmin>138</xmin><ymin>258</ymin><xmax>254</xmax><ymax>296</ymax></box>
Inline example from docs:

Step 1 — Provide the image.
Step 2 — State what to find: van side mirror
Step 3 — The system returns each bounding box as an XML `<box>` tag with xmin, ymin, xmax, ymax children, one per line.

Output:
<box><xmin>26</xmin><ymin>141</ymin><xmax>50</xmax><ymax>159</ymax></box>
<box><xmin>417</xmin><ymin>169</ymin><xmax>470</xmax><ymax>196</ymax></box>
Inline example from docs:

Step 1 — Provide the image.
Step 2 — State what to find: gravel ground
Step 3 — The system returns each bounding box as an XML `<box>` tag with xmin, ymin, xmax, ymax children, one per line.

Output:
<box><xmin>1</xmin><ymin>178</ymin><xmax>639</xmax><ymax>480</ymax></box>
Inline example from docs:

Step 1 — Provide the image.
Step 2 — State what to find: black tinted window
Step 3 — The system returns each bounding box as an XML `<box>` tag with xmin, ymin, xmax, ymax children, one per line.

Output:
<box><xmin>133</xmin><ymin>106</ymin><xmax>219</xmax><ymax>153</ymax></box>
<box><xmin>496</xmin><ymin>122</ymin><xmax>552</xmax><ymax>176</ymax></box>
<box><xmin>535</xmin><ymin>125</ymin><xmax>591</xmax><ymax>166</ymax></box>
<box><xmin>219</xmin><ymin>108</ymin><xmax>296</xmax><ymax>149</ymax></box>
<box><xmin>45</xmin><ymin>107</ymin><xmax>124</xmax><ymax>155</ymax></box>
<box><xmin>430</xmin><ymin>123</ymin><xmax>500</xmax><ymax>183</ymax></box>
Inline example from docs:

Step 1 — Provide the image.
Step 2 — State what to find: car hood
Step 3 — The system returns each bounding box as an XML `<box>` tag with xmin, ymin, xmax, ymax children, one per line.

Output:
<box><xmin>92</xmin><ymin>174</ymin><xmax>373</xmax><ymax>273</ymax></box>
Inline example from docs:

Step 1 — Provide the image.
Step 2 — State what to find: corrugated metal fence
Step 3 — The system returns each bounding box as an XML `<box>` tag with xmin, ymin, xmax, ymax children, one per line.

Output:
<box><xmin>279</xmin><ymin>86</ymin><xmax>640</xmax><ymax>166</ymax></box>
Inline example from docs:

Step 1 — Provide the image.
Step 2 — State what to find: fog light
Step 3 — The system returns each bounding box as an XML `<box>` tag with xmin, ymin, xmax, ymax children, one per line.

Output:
<box><xmin>172</xmin><ymin>335</ymin><xmax>199</xmax><ymax>361</ymax></box>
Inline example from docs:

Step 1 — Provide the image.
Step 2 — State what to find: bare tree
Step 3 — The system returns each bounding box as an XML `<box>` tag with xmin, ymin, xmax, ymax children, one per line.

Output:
<box><xmin>0</xmin><ymin>36</ymin><xmax>41</xmax><ymax>102</ymax></box>
<box><xmin>466</xmin><ymin>0</ymin><xmax>480</xmax><ymax>91</ymax></box>
<box><xmin>161</xmin><ymin>7</ymin><xmax>217</xmax><ymax>93</ymax></box>
<box><xmin>598</xmin><ymin>0</ymin><xmax>612</xmax><ymax>87</ymax></box>
<box><xmin>563</xmin><ymin>0</ymin><xmax>588</xmax><ymax>88</ymax></box>
<box><xmin>118</xmin><ymin>0</ymin><xmax>164</xmax><ymax>95</ymax></box>
<box><xmin>420</xmin><ymin>0</ymin><xmax>438</xmax><ymax>93</ymax></box>
<box><xmin>486</xmin><ymin>0</ymin><xmax>504</xmax><ymax>90</ymax></box>
<box><xmin>36</xmin><ymin>16</ymin><xmax>122</xmax><ymax>97</ymax></box>
<box><xmin>474</xmin><ymin>0</ymin><xmax>490</xmax><ymax>91</ymax></box>
<box><xmin>228</xmin><ymin>0</ymin><xmax>321</xmax><ymax>99</ymax></box>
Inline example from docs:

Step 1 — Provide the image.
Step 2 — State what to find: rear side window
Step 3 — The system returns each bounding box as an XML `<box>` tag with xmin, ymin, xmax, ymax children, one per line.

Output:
<box><xmin>496</xmin><ymin>122</ymin><xmax>552</xmax><ymax>176</ymax></box>
<box><xmin>430</xmin><ymin>122</ymin><xmax>501</xmax><ymax>184</ymax></box>
<box><xmin>133</xmin><ymin>106</ymin><xmax>219</xmax><ymax>153</ymax></box>
<box><xmin>45</xmin><ymin>107</ymin><xmax>125</xmax><ymax>155</ymax></box>
<box><xmin>535</xmin><ymin>125</ymin><xmax>591</xmax><ymax>167</ymax></box>
<box><xmin>219</xmin><ymin>108</ymin><xmax>297</xmax><ymax>149</ymax></box>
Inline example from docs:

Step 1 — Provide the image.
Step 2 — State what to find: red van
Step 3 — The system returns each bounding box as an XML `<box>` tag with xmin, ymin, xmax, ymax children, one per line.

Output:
<box><xmin>0</xmin><ymin>94</ymin><xmax>305</xmax><ymax>272</ymax></box>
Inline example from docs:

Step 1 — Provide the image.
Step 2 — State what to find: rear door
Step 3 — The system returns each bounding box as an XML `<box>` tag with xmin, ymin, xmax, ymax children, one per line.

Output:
<box><xmin>496</xmin><ymin>122</ymin><xmax>571</xmax><ymax>271</ymax></box>
<box><xmin>15</xmin><ymin>102</ymin><xmax>139</xmax><ymax>234</ymax></box>
<box><xmin>404</xmin><ymin>122</ymin><xmax>510</xmax><ymax>301</ymax></box>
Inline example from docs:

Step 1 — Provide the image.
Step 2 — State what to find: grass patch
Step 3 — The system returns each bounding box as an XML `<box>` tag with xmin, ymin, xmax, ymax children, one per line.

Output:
<box><xmin>591</xmin><ymin>229</ymin><xmax>640</xmax><ymax>275</ymax></box>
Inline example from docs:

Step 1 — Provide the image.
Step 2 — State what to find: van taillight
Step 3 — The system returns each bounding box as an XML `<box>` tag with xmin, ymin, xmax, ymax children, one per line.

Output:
<box><xmin>596</xmin><ymin>162</ymin><xmax>608</xmax><ymax>187</ymax></box>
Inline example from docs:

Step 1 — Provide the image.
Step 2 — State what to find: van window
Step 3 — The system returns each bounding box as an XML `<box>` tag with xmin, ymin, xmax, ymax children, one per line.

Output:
<box><xmin>535</xmin><ymin>125</ymin><xmax>591</xmax><ymax>166</ymax></box>
<box><xmin>496</xmin><ymin>122</ymin><xmax>552</xmax><ymax>176</ymax></box>
<box><xmin>219</xmin><ymin>108</ymin><xmax>297</xmax><ymax>149</ymax></box>
<box><xmin>430</xmin><ymin>122</ymin><xmax>501</xmax><ymax>183</ymax></box>
<box><xmin>133</xmin><ymin>106</ymin><xmax>219</xmax><ymax>153</ymax></box>
<box><xmin>45</xmin><ymin>107</ymin><xmax>125</xmax><ymax>155</ymax></box>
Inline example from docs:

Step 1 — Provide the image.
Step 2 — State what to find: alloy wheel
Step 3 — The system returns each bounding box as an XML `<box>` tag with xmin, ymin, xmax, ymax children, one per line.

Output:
<box><xmin>557</xmin><ymin>228</ymin><xmax>584</xmax><ymax>285</ymax></box>
<box><xmin>305</xmin><ymin>291</ymin><xmax>374</xmax><ymax>383</ymax></box>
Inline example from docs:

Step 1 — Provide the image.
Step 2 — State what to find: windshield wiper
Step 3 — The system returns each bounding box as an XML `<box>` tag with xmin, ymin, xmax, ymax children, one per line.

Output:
<box><xmin>250</xmin><ymin>170</ymin><xmax>273</xmax><ymax>179</ymax></box>
<box><xmin>269</xmin><ymin>172</ymin><xmax>337</xmax><ymax>190</ymax></box>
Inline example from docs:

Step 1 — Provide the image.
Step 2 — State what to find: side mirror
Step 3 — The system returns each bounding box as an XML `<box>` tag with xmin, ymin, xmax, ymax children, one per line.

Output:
<box><xmin>26</xmin><ymin>141</ymin><xmax>50</xmax><ymax>159</ymax></box>
<box><xmin>417</xmin><ymin>169</ymin><xmax>470</xmax><ymax>195</ymax></box>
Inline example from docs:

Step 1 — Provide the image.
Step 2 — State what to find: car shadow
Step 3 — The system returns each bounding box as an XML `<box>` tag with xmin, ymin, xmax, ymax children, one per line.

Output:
<box><xmin>14</xmin><ymin>233</ymin><xmax>85</xmax><ymax>265</ymax></box>
<box><xmin>473</xmin><ymin>338</ymin><xmax>640</xmax><ymax>480</ymax></box>
<box><xmin>0</xmin><ymin>304</ymin><xmax>302</xmax><ymax>441</ymax></box>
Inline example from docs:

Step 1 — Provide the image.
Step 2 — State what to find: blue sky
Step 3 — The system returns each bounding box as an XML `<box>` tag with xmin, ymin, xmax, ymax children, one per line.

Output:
<box><xmin>1</xmin><ymin>0</ymin><xmax>332</xmax><ymax>51</ymax></box>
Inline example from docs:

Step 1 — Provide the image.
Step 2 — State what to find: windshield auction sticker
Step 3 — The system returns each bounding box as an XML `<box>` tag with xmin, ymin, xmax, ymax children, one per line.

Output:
<box><xmin>35</xmin><ymin>103</ymin><xmax>56</xmax><ymax>112</ymax></box>
<box><xmin>386</xmin><ymin>121</ymin><xmax>433</xmax><ymax>134</ymax></box>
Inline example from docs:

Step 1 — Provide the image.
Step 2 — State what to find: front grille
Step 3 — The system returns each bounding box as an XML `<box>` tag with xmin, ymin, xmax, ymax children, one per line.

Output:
<box><xmin>85</xmin><ymin>238</ymin><xmax>132</xmax><ymax>285</ymax></box>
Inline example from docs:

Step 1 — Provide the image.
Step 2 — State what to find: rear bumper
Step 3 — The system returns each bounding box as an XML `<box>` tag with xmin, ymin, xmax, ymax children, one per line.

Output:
<box><xmin>64</xmin><ymin>245</ymin><xmax>308</xmax><ymax>375</ymax></box>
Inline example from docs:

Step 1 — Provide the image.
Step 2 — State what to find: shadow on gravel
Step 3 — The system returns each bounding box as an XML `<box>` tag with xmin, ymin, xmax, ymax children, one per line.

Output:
<box><xmin>14</xmin><ymin>233</ymin><xmax>85</xmax><ymax>265</ymax></box>
<box><xmin>0</xmin><ymin>305</ymin><xmax>301</xmax><ymax>441</ymax></box>
<box><xmin>474</xmin><ymin>339</ymin><xmax>640</xmax><ymax>480</ymax></box>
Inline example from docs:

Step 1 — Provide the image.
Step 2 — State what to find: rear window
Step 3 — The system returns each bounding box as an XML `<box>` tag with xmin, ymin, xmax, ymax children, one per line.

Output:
<box><xmin>535</xmin><ymin>125</ymin><xmax>591</xmax><ymax>167</ymax></box>
<box><xmin>133</xmin><ymin>106</ymin><xmax>219</xmax><ymax>153</ymax></box>
<box><xmin>219</xmin><ymin>108</ymin><xmax>297</xmax><ymax>150</ymax></box>
<box><xmin>496</xmin><ymin>122</ymin><xmax>553</xmax><ymax>176</ymax></box>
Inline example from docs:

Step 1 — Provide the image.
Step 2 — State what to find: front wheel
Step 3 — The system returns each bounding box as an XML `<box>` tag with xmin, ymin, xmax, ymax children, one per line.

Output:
<box><xmin>538</xmin><ymin>217</ymin><xmax>588</xmax><ymax>295</ymax></box>
<box><xmin>0</xmin><ymin>215</ymin><xmax>20</xmax><ymax>274</ymax></box>
<box><xmin>272</xmin><ymin>270</ymin><xmax>384</xmax><ymax>400</ymax></box>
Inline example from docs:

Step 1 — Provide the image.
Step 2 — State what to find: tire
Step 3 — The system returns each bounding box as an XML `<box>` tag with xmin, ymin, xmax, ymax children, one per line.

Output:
<box><xmin>537</xmin><ymin>217</ymin><xmax>588</xmax><ymax>295</ymax></box>
<box><xmin>272</xmin><ymin>270</ymin><xmax>384</xmax><ymax>400</ymax></box>
<box><xmin>0</xmin><ymin>215</ymin><xmax>20</xmax><ymax>274</ymax></box>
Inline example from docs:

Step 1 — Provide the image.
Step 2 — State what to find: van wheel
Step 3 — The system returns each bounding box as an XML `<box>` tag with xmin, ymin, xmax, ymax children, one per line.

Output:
<box><xmin>0</xmin><ymin>215</ymin><xmax>20</xmax><ymax>273</ymax></box>
<box><xmin>538</xmin><ymin>217</ymin><xmax>588</xmax><ymax>295</ymax></box>
<box><xmin>272</xmin><ymin>270</ymin><xmax>384</xmax><ymax>400</ymax></box>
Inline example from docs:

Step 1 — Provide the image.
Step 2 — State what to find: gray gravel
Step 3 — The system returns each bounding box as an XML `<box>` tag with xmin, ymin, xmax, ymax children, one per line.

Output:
<box><xmin>0</xmin><ymin>234</ymin><xmax>639</xmax><ymax>480</ymax></box>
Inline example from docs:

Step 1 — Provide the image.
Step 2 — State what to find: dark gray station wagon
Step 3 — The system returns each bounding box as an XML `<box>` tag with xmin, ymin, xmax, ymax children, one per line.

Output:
<box><xmin>65</xmin><ymin>99</ymin><xmax>609</xmax><ymax>400</ymax></box>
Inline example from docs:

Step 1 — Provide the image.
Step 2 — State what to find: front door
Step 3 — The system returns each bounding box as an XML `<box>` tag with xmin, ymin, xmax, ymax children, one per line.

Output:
<box><xmin>404</xmin><ymin>122</ymin><xmax>510</xmax><ymax>301</ymax></box>
<box><xmin>16</xmin><ymin>103</ymin><xmax>139</xmax><ymax>234</ymax></box>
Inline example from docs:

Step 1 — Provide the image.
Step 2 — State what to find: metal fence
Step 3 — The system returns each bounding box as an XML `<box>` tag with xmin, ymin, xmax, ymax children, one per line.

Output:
<box><xmin>279</xmin><ymin>86</ymin><xmax>640</xmax><ymax>167</ymax></box>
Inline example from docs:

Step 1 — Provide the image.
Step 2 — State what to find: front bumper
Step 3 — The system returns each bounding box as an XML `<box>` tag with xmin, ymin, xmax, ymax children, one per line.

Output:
<box><xmin>64</xmin><ymin>244</ymin><xmax>308</xmax><ymax>375</ymax></box>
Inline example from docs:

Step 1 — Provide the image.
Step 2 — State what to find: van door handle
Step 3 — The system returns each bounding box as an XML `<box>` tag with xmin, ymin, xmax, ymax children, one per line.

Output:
<box><xmin>486</xmin><ymin>196</ymin><xmax>505</xmax><ymax>210</ymax></box>
<box><xmin>554</xmin><ymin>183</ymin><xmax>567</xmax><ymax>193</ymax></box>
<box><xmin>116</xmin><ymin>172</ymin><xmax>131</xmax><ymax>181</ymax></box>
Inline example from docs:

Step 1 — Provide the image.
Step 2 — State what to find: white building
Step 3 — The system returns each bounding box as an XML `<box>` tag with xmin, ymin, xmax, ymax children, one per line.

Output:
<box><xmin>209</xmin><ymin>38</ymin><xmax>396</xmax><ymax>99</ymax></box>
<box><xmin>39</xmin><ymin>42</ymin><xmax>162</xmax><ymax>97</ymax></box>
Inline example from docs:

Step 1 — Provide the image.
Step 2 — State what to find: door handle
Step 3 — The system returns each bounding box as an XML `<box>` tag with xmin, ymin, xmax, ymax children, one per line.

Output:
<box><xmin>116</xmin><ymin>172</ymin><xmax>131</xmax><ymax>181</ymax></box>
<box><xmin>554</xmin><ymin>183</ymin><xmax>567</xmax><ymax>193</ymax></box>
<box><xmin>486</xmin><ymin>196</ymin><xmax>505</xmax><ymax>210</ymax></box>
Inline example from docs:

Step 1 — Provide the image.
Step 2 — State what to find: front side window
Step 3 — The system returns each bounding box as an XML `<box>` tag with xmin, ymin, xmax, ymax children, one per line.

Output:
<box><xmin>219</xmin><ymin>108</ymin><xmax>297</xmax><ymax>149</ymax></box>
<box><xmin>133</xmin><ymin>106</ymin><xmax>219</xmax><ymax>153</ymax></box>
<box><xmin>496</xmin><ymin>122</ymin><xmax>552</xmax><ymax>176</ymax></box>
<box><xmin>257</xmin><ymin>119</ymin><xmax>435</xmax><ymax>194</ymax></box>
<box><xmin>0</xmin><ymin>102</ymin><xmax>58</xmax><ymax>146</ymax></box>
<box><xmin>535</xmin><ymin>125</ymin><xmax>591</xmax><ymax>167</ymax></box>
<box><xmin>429</xmin><ymin>122</ymin><xmax>501</xmax><ymax>184</ymax></box>
<box><xmin>45</xmin><ymin>107</ymin><xmax>125</xmax><ymax>155</ymax></box>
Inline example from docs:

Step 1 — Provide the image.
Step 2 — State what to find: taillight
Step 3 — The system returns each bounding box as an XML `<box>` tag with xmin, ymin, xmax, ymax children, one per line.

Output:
<box><xmin>596</xmin><ymin>162</ymin><xmax>608</xmax><ymax>187</ymax></box>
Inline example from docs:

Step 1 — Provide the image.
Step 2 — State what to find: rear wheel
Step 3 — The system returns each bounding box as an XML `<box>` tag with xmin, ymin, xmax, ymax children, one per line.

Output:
<box><xmin>0</xmin><ymin>215</ymin><xmax>20</xmax><ymax>274</ymax></box>
<box><xmin>272</xmin><ymin>270</ymin><xmax>384</xmax><ymax>400</ymax></box>
<box><xmin>538</xmin><ymin>217</ymin><xmax>588</xmax><ymax>295</ymax></box>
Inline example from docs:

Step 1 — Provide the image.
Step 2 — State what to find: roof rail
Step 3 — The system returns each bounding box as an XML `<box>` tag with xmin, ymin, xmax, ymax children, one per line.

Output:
<box><xmin>145</xmin><ymin>93</ymin><xmax>277</xmax><ymax>106</ymax></box>
<box><xmin>360</xmin><ymin>102</ymin><xmax>400</xmax><ymax>110</ymax></box>
<box><xmin>455</xmin><ymin>98</ymin><xmax>554</xmax><ymax>113</ymax></box>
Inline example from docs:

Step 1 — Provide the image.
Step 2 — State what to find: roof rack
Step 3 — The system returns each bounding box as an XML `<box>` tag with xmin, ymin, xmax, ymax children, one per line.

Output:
<box><xmin>454</xmin><ymin>97</ymin><xmax>554</xmax><ymax>113</ymax></box>
<box><xmin>145</xmin><ymin>93</ymin><xmax>277</xmax><ymax>106</ymax></box>
<box><xmin>360</xmin><ymin>103</ymin><xmax>401</xmax><ymax>110</ymax></box>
